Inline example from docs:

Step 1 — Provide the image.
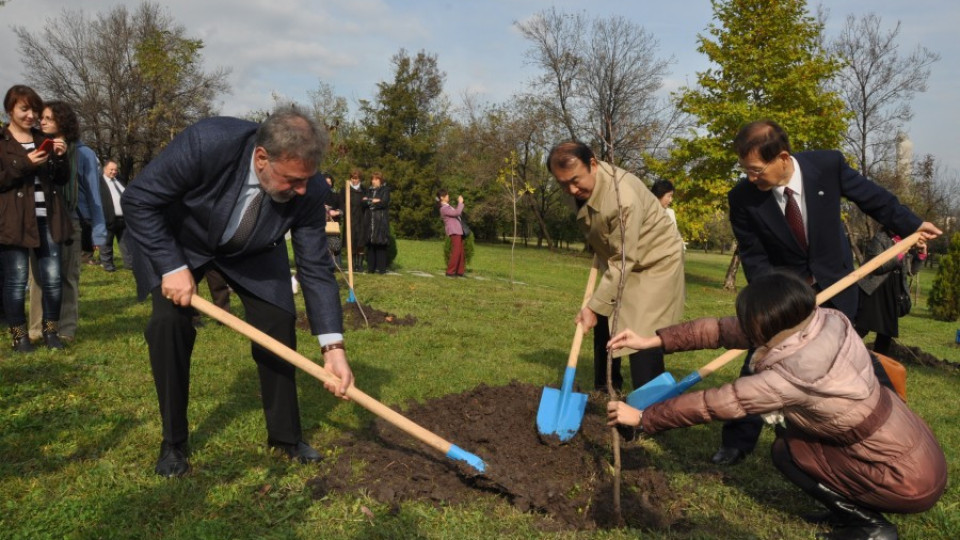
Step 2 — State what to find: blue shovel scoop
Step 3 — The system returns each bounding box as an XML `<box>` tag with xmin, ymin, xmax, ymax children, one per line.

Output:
<box><xmin>537</xmin><ymin>262</ymin><xmax>599</xmax><ymax>442</ymax></box>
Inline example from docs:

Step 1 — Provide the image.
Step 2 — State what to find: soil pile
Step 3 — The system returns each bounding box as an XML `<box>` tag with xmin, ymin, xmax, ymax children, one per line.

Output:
<box><xmin>309</xmin><ymin>381</ymin><xmax>682</xmax><ymax>531</ymax></box>
<box><xmin>296</xmin><ymin>303</ymin><xmax>417</xmax><ymax>333</ymax></box>
<box><xmin>885</xmin><ymin>340</ymin><xmax>959</xmax><ymax>371</ymax></box>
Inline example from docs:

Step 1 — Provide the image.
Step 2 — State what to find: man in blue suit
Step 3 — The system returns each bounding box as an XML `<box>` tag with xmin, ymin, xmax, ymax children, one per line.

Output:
<box><xmin>712</xmin><ymin>120</ymin><xmax>941</xmax><ymax>466</ymax></box>
<box><xmin>122</xmin><ymin>106</ymin><xmax>354</xmax><ymax>477</ymax></box>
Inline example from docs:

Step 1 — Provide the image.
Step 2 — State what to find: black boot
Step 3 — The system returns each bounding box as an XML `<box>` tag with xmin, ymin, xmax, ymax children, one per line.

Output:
<box><xmin>771</xmin><ymin>438</ymin><xmax>897</xmax><ymax>540</ymax></box>
<box><xmin>42</xmin><ymin>320</ymin><xmax>65</xmax><ymax>350</ymax></box>
<box><xmin>11</xmin><ymin>324</ymin><xmax>34</xmax><ymax>353</ymax></box>
<box><xmin>812</xmin><ymin>493</ymin><xmax>898</xmax><ymax>540</ymax></box>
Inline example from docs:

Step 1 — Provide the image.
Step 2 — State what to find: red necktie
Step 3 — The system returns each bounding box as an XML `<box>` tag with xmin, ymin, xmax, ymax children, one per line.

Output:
<box><xmin>784</xmin><ymin>187</ymin><xmax>807</xmax><ymax>251</ymax></box>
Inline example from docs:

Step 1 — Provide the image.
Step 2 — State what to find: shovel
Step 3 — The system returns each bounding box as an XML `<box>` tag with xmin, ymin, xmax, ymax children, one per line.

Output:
<box><xmin>536</xmin><ymin>259</ymin><xmax>599</xmax><ymax>442</ymax></box>
<box><xmin>191</xmin><ymin>295</ymin><xmax>487</xmax><ymax>474</ymax></box>
<box><xmin>626</xmin><ymin>231</ymin><xmax>923</xmax><ymax>410</ymax></box>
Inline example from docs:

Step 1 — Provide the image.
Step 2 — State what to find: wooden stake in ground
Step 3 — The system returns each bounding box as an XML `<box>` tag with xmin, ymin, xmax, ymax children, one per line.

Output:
<box><xmin>344</xmin><ymin>178</ymin><xmax>357</xmax><ymax>302</ymax></box>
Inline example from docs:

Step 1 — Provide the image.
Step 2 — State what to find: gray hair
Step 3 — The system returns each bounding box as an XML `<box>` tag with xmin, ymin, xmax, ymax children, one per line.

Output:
<box><xmin>255</xmin><ymin>104</ymin><xmax>329</xmax><ymax>167</ymax></box>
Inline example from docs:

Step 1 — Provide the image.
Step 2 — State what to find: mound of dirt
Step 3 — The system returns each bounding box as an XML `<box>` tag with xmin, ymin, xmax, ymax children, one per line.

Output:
<box><xmin>296</xmin><ymin>303</ymin><xmax>417</xmax><ymax>333</ymax></box>
<box><xmin>309</xmin><ymin>381</ymin><xmax>682</xmax><ymax>531</ymax></box>
<box><xmin>885</xmin><ymin>340</ymin><xmax>959</xmax><ymax>371</ymax></box>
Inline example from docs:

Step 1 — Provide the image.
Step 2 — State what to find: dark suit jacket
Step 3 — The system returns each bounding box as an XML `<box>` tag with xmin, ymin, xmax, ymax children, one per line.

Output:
<box><xmin>99</xmin><ymin>176</ymin><xmax>123</xmax><ymax>230</ymax></box>
<box><xmin>121</xmin><ymin>117</ymin><xmax>342</xmax><ymax>335</ymax></box>
<box><xmin>728</xmin><ymin>150</ymin><xmax>921</xmax><ymax>318</ymax></box>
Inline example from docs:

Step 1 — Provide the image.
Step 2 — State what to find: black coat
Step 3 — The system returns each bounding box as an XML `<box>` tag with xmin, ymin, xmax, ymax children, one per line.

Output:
<box><xmin>364</xmin><ymin>184</ymin><xmax>391</xmax><ymax>246</ymax></box>
<box><xmin>341</xmin><ymin>183</ymin><xmax>367</xmax><ymax>252</ymax></box>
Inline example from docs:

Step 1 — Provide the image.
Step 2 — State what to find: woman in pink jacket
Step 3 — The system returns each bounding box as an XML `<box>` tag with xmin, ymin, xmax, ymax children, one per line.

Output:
<box><xmin>436</xmin><ymin>189</ymin><xmax>465</xmax><ymax>277</ymax></box>
<box><xmin>607</xmin><ymin>270</ymin><xmax>946</xmax><ymax>540</ymax></box>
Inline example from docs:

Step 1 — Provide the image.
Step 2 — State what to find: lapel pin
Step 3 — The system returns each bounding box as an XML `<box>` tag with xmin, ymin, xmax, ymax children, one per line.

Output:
<box><xmin>818</xmin><ymin>191</ymin><xmax>824</xmax><ymax>196</ymax></box>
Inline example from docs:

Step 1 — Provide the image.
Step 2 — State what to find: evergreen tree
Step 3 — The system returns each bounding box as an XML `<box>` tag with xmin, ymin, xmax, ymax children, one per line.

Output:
<box><xmin>928</xmin><ymin>233</ymin><xmax>960</xmax><ymax>321</ymax></box>
<box><xmin>647</xmin><ymin>0</ymin><xmax>849</xmax><ymax>241</ymax></box>
<box><xmin>358</xmin><ymin>49</ymin><xmax>448</xmax><ymax>238</ymax></box>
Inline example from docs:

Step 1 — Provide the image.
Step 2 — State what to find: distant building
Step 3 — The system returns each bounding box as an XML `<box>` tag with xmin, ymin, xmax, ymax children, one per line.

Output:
<box><xmin>896</xmin><ymin>132</ymin><xmax>913</xmax><ymax>181</ymax></box>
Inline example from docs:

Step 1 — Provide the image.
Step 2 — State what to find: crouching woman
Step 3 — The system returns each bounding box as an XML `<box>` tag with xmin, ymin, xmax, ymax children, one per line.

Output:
<box><xmin>607</xmin><ymin>270</ymin><xmax>946</xmax><ymax>540</ymax></box>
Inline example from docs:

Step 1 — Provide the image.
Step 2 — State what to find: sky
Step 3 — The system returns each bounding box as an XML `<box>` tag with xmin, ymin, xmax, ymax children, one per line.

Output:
<box><xmin>2</xmin><ymin>0</ymin><xmax>957</xmax><ymax>171</ymax></box>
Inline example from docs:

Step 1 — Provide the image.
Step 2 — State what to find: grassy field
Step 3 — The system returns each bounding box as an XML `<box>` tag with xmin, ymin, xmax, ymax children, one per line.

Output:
<box><xmin>0</xmin><ymin>240</ymin><xmax>957</xmax><ymax>539</ymax></box>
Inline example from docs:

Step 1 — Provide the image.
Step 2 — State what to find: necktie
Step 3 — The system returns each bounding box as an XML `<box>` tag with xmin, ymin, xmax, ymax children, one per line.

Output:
<box><xmin>784</xmin><ymin>187</ymin><xmax>807</xmax><ymax>251</ymax></box>
<box><xmin>224</xmin><ymin>189</ymin><xmax>264</xmax><ymax>251</ymax></box>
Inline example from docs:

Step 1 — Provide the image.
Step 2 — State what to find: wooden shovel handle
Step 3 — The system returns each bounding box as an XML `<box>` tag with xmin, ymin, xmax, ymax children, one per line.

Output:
<box><xmin>345</xmin><ymin>180</ymin><xmax>354</xmax><ymax>289</ymax></box>
<box><xmin>567</xmin><ymin>259</ymin><xmax>600</xmax><ymax>369</ymax></box>
<box><xmin>696</xmin><ymin>231</ymin><xmax>923</xmax><ymax>379</ymax></box>
<box><xmin>191</xmin><ymin>295</ymin><xmax>456</xmax><ymax>456</ymax></box>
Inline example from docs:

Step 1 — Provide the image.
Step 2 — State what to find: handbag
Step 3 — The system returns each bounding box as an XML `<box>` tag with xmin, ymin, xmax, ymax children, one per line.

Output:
<box><xmin>896</xmin><ymin>289</ymin><xmax>912</xmax><ymax>317</ymax></box>
<box><xmin>459</xmin><ymin>216</ymin><xmax>471</xmax><ymax>238</ymax></box>
<box><xmin>325</xmin><ymin>220</ymin><xmax>341</xmax><ymax>236</ymax></box>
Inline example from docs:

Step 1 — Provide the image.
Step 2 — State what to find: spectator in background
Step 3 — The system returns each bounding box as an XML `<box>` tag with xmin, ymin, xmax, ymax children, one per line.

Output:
<box><xmin>99</xmin><ymin>160</ymin><xmax>130</xmax><ymax>272</ymax></box>
<box><xmin>322</xmin><ymin>173</ymin><xmax>343</xmax><ymax>267</ymax></box>
<box><xmin>0</xmin><ymin>85</ymin><xmax>73</xmax><ymax>351</ymax></box>
<box><xmin>364</xmin><ymin>171</ymin><xmax>391</xmax><ymax>274</ymax></box>
<box><xmin>28</xmin><ymin>100</ymin><xmax>107</xmax><ymax>344</ymax></box>
<box><xmin>650</xmin><ymin>180</ymin><xmax>677</xmax><ymax>227</ymax></box>
<box><xmin>651</xmin><ymin>179</ymin><xmax>683</xmax><ymax>253</ymax></box>
<box><xmin>855</xmin><ymin>228</ymin><xmax>926</xmax><ymax>356</ymax></box>
<box><xmin>342</xmin><ymin>170</ymin><xmax>366</xmax><ymax>272</ymax></box>
<box><xmin>436</xmin><ymin>189</ymin><xmax>466</xmax><ymax>277</ymax></box>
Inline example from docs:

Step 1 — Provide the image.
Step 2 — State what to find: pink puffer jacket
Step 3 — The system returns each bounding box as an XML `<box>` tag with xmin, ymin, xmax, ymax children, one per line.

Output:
<box><xmin>642</xmin><ymin>307</ymin><xmax>946</xmax><ymax>512</ymax></box>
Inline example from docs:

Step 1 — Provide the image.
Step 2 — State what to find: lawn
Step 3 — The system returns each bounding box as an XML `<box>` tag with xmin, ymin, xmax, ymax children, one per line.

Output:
<box><xmin>0</xmin><ymin>240</ymin><xmax>956</xmax><ymax>539</ymax></box>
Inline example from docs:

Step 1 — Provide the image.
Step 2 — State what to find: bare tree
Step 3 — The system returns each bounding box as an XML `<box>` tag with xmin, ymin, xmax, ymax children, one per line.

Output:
<box><xmin>830</xmin><ymin>13</ymin><xmax>940</xmax><ymax>178</ymax></box>
<box><xmin>14</xmin><ymin>2</ymin><xmax>229</xmax><ymax>179</ymax></box>
<box><xmin>516</xmin><ymin>8</ymin><xmax>585</xmax><ymax>140</ymax></box>
<box><xmin>516</xmin><ymin>9</ymin><xmax>675</xmax><ymax>170</ymax></box>
<box><xmin>580</xmin><ymin>16</ymin><xmax>672</xmax><ymax>167</ymax></box>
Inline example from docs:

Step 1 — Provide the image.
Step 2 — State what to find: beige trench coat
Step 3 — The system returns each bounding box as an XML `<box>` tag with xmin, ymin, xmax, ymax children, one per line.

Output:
<box><xmin>578</xmin><ymin>161</ymin><xmax>685</xmax><ymax>357</ymax></box>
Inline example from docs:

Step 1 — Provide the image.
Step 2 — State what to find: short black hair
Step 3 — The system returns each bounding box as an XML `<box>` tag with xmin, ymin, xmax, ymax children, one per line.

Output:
<box><xmin>735</xmin><ymin>270</ymin><xmax>815</xmax><ymax>344</ymax></box>
<box><xmin>650</xmin><ymin>179</ymin><xmax>675</xmax><ymax>199</ymax></box>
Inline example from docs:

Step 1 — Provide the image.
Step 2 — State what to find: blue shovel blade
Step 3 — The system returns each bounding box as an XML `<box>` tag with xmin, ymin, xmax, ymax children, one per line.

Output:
<box><xmin>536</xmin><ymin>386</ymin><xmax>588</xmax><ymax>442</ymax></box>
<box><xmin>626</xmin><ymin>371</ymin><xmax>679</xmax><ymax>410</ymax></box>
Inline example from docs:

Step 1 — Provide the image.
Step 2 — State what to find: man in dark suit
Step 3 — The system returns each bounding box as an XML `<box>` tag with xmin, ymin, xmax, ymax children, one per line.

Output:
<box><xmin>98</xmin><ymin>160</ymin><xmax>128</xmax><ymax>272</ymax></box>
<box><xmin>713</xmin><ymin>120</ymin><xmax>941</xmax><ymax>466</ymax></box>
<box><xmin>122</xmin><ymin>106</ymin><xmax>354</xmax><ymax>478</ymax></box>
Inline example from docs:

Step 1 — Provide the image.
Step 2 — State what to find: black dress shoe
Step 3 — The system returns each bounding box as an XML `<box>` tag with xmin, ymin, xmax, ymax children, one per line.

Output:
<box><xmin>155</xmin><ymin>441</ymin><xmax>190</xmax><ymax>478</ymax></box>
<box><xmin>268</xmin><ymin>439</ymin><xmax>322</xmax><ymax>463</ymax></box>
<box><xmin>711</xmin><ymin>446</ymin><xmax>748</xmax><ymax>466</ymax></box>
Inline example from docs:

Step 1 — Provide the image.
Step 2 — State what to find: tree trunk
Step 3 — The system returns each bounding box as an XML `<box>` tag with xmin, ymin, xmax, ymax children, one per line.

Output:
<box><xmin>723</xmin><ymin>244</ymin><xmax>740</xmax><ymax>291</ymax></box>
<box><xmin>524</xmin><ymin>193</ymin><xmax>555</xmax><ymax>251</ymax></box>
<box><xmin>843</xmin><ymin>217</ymin><xmax>864</xmax><ymax>266</ymax></box>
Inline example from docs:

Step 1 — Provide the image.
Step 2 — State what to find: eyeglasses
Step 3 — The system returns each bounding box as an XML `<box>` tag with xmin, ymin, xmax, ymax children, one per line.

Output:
<box><xmin>737</xmin><ymin>160</ymin><xmax>774</xmax><ymax>176</ymax></box>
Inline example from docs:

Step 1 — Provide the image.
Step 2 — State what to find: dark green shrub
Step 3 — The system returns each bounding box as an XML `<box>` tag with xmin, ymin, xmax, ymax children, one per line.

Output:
<box><xmin>928</xmin><ymin>232</ymin><xmax>960</xmax><ymax>321</ymax></box>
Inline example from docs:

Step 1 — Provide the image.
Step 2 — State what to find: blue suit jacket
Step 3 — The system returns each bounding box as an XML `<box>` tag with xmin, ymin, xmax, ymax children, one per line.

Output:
<box><xmin>728</xmin><ymin>150</ymin><xmax>921</xmax><ymax>319</ymax></box>
<box><xmin>121</xmin><ymin>117</ymin><xmax>342</xmax><ymax>335</ymax></box>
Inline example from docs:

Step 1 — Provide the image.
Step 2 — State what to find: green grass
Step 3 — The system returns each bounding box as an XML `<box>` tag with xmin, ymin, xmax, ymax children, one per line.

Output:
<box><xmin>0</xmin><ymin>240</ymin><xmax>956</xmax><ymax>539</ymax></box>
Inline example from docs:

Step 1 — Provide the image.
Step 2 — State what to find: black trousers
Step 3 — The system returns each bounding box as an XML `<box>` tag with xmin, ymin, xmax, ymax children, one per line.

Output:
<box><xmin>367</xmin><ymin>244</ymin><xmax>388</xmax><ymax>273</ymax></box>
<box><xmin>204</xmin><ymin>268</ymin><xmax>232</xmax><ymax>311</ymax></box>
<box><xmin>146</xmin><ymin>267</ymin><xmax>302</xmax><ymax>446</ymax></box>
<box><xmin>593</xmin><ymin>314</ymin><xmax>666</xmax><ymax>392</ymax></box>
